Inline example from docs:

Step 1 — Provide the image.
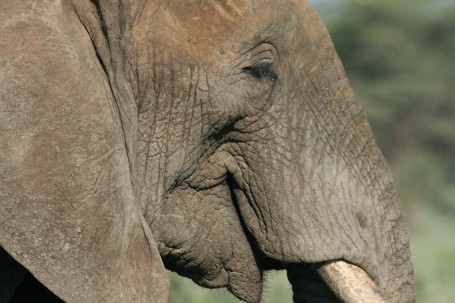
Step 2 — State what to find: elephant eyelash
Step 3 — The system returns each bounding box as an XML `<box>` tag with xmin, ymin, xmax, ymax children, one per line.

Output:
<box><xmin>243</xmin><ymin>62</ymin><xmax>278</xmax><ymax>82</ymax></box>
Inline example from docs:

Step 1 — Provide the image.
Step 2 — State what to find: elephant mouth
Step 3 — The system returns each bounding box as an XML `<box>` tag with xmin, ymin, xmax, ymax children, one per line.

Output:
<box><xmin>158</xmin><ymin>241</ymin><xmax>230</xmax><ymax>288</ymax></box>
<box><xmin>158</xmin><ymin>237</ymin><xmax>263</xmax><ymax>303</ymax></box>
<box><xmin>153</xmin><ymin>175</ymin><xmax>264</xmax><ymax>303</ymax></box>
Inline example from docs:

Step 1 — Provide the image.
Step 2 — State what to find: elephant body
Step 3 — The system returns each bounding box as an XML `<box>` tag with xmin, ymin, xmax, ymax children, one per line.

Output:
<box><xmin>0</xmin><ymin>1</ymin><xmax>415</xmax><ymax>302</ymax></box>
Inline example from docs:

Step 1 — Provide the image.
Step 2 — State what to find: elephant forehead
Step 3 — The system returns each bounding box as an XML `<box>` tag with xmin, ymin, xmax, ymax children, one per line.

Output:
<box><xmin>139</xmin><ymin>0</ymin><xmax>295</xmax><ymax>61</ymax></box>
<box><xmin>165</xmin><ymin>0</ymin><xmax>271</xmax><ymax>23</ymax></box>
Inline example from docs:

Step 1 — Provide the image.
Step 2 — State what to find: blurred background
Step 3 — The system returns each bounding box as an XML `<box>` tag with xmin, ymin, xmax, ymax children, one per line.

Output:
<box><xmin>168</xmin><ymin>0</ymin><xmax>455</xmax><ymax>302</ymax></box>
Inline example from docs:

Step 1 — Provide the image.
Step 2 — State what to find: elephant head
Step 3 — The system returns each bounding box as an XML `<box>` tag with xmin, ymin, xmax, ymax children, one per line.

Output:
<box><xmin>0</xmin><ymin>0</ymin><xmax>415</xmax><ymax>303</ymax></box>
<box><xmin>128</xmin><ymin>0</ymin><xmax>415</xmax><ymax>302</ymax></box>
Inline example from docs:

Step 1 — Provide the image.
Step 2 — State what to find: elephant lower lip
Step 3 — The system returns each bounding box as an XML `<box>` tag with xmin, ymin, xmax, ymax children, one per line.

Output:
<box><xmin>198</xmin><ymin>267</ymin><xmax>262</xmax><ymax>303</ymax></box>
<box><xmin>199</xmin><ymin>267</ymin><xmax>229</xmax><ymax>287</ymax></box>
<box><xmin>227</xmin><ymin>271</ymin><xmax>262</xmax><ymax>303</ymax></box>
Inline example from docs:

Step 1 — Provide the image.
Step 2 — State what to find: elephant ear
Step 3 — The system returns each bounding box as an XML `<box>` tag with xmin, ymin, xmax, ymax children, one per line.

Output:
<box><xmin>0</xmin><ymin>2</ymin><xmax>168</xmax><ymax>302</ymax></box>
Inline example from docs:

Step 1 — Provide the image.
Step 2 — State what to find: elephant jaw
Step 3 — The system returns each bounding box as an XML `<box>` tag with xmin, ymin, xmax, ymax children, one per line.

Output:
<box><xmin>317</xmin><ymin>261</ymin><xmax>390</xmax><ymax>303</ymax></box>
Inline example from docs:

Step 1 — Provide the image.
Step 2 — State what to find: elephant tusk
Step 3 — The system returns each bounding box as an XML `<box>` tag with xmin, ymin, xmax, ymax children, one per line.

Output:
<box><xmin>317</xmin><ymin>261</ymin><xmax>390</xmax><ymax>303</ymax></box>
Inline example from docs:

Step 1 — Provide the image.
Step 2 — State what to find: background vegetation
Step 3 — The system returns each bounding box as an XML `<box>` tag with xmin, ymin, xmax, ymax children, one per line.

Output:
<box><xmin>168</xmin><ymin>0</ymin><xmax>455</xmax><ymax>302</ymax></box>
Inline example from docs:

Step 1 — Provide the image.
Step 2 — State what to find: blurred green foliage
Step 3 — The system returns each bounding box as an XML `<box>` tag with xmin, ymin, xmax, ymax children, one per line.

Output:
<box><xmin>169</xmin><ymin>0</ymin><xmax>455</xmax><ymax>302</ymax></box>
<box><xmin>168</xmin><ymin>270</ymin><xmax>292</xmax><ymax>303</ymax></box>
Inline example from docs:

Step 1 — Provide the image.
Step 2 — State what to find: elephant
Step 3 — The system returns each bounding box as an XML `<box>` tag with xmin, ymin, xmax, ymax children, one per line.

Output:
<box><xmin>0</xmin><ymin>0</ymin><xmax>416</xmax><ymax>302</ymax></box>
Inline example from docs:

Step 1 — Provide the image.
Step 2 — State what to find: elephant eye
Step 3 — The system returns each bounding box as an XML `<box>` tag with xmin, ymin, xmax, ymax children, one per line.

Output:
<box><xmin>243</xmin><ymin>62</ymin><xmax>278</xmax><ymax>82</ymax></box>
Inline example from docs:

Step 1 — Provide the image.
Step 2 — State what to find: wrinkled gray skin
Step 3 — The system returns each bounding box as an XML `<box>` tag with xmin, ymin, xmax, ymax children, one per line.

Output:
<box><xmin>0</xmin><ymin>1</ymin><xmax>415</xmax><ymax>303</ymax></box>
